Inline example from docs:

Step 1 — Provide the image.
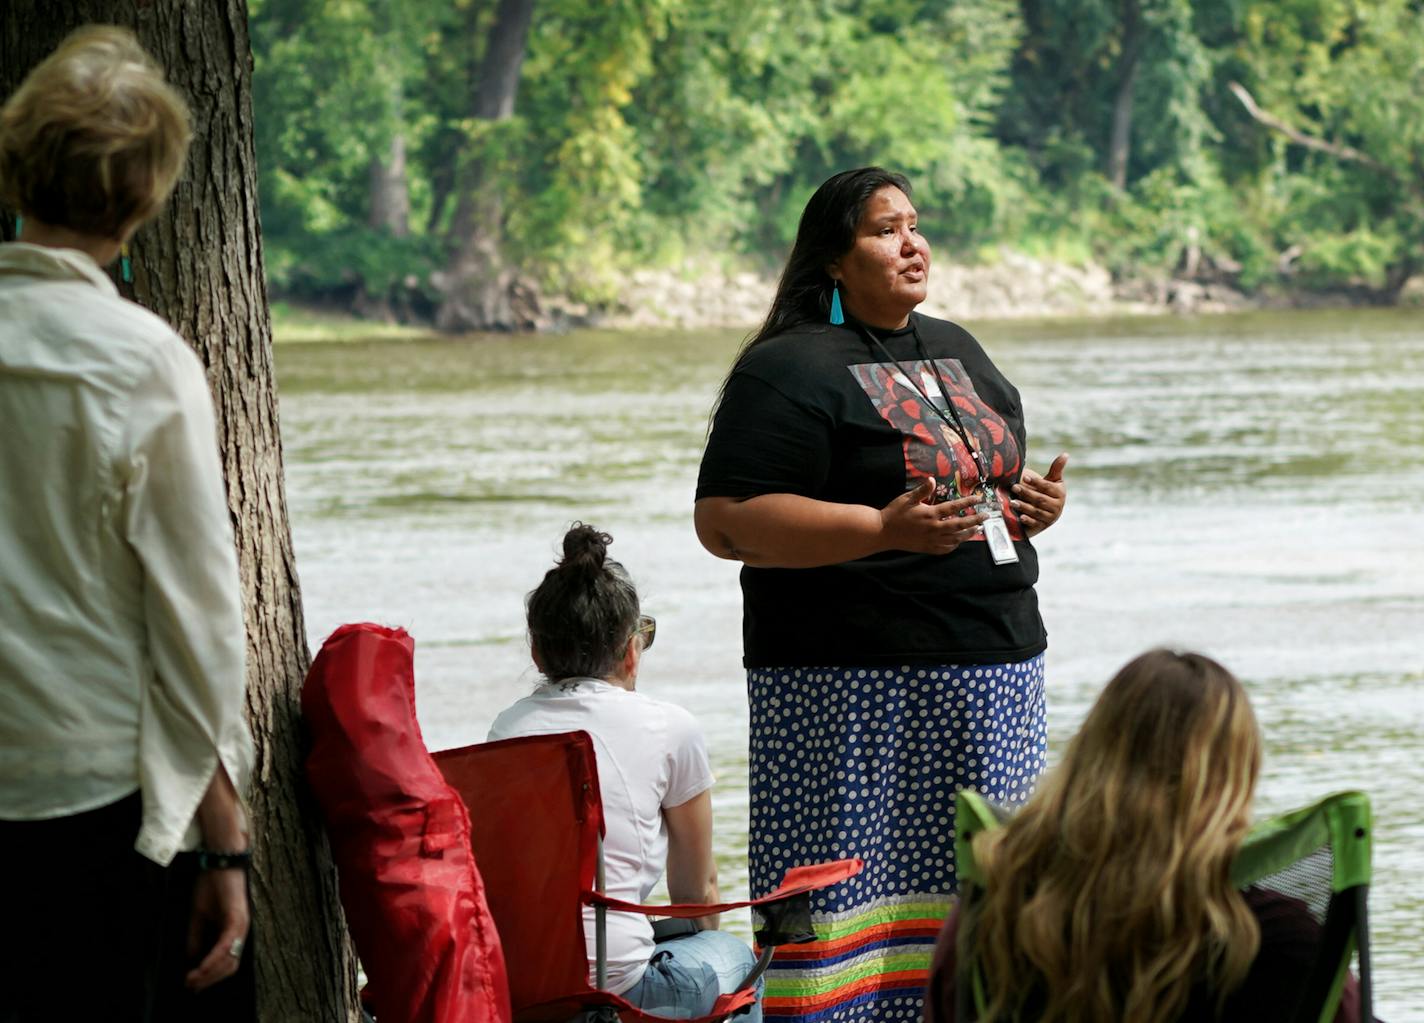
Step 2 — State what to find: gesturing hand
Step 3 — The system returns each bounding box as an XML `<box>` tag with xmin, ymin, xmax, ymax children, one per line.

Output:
<box><xmin>880</xmin><ymin>476</ymin><xmax>986</xmax><ymax>555</ymax></box>
<box><xmin>1010</xmin><ymin>453</ymin><xmax>1069</xmax><ymax>537</ymax></box>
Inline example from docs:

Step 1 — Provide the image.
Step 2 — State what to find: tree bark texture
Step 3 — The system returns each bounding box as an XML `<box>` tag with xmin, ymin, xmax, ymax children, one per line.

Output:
<box><xmin>0</xmin><ymin>4</ymin><xmax>360</xmax><ymax>1020</ymax></box>
<box><xmin>472</xmin><ymin>0</ymin><xmax>537</xmax><ymax>123</ymax></box>
<box><xmin>435</xmin><ymin>0</ymin><xmax>537</xmax><ymax>332</ymax></box>
<box><xmin>362</xmin><ymin>114</ymin><xmax>411</xmax><ymax>320</ymax></box>
<box><xmin>368</xmin><ymin>131</ymin><xmax>411</xmax><ymax>238</ymax></box>
<box><xmin>368</xmin><ymin>73</ymin><xmax>411</xmax><ymax>239</ymax></box>
<box><xmin>1107</xmin><ymin>0</ymin><xmax>1142</xmax><ymax>191</ymax></box>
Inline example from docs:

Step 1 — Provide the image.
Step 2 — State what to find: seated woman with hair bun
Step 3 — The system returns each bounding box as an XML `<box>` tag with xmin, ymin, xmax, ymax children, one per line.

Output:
<box><xmin>488</xmin><ymin>523</ymin><xmax>763</xmax><ymax>1022</ymax></box>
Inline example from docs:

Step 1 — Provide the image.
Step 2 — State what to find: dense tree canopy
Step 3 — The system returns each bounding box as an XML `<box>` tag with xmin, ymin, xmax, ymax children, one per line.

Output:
<box><xmin>249</xmin><ymin>0</ymin><xmax>1424</xmax><ymax>325</ymax></box>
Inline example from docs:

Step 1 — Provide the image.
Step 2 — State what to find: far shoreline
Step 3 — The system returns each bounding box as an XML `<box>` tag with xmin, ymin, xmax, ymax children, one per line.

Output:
<box><xmin>269</xmin><ymin>252</ymin><xmax>1424</xmax><ymax>343</ymax></box>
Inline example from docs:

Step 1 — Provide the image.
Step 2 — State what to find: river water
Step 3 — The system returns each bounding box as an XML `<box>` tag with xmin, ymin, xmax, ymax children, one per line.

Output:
<box><xmin>277</xmin><ymin>308</ymin><xmax>1423</xmax><ymax>1019</ymax></box>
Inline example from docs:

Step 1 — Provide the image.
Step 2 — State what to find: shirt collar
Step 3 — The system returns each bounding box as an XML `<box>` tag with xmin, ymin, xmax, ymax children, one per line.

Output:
<box><xmin>0</xmin><ymin>242</ymin><xmax>119</xmax><ymax>296</ymax></box>
<box><xmin>542</xmin><ymin>676</ymin><xmax>621</xmax><ymax>695</ymax></box>
<box><xmin>841</xmin><ymin>309</ymin><xmax>917</xmax><ymax>339</ymax></box>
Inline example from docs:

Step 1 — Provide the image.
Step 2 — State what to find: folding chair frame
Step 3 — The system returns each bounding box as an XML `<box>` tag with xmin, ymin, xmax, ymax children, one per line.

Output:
<box><xmin>589</xmin><ymin>833</ymin><xmax>778</xmax><ymax>1007</ymax></box>
<box><xmin>435</xmin><ymin>731</ymin><xmax>861</xmax><ymax>1023</ymax></box>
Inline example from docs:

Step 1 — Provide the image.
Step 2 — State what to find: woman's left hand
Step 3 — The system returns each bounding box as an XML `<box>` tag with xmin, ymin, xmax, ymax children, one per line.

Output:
<box><xmin>1010</xmin><ymin>453</ymin><xmax>1069</xmax><ymax>537</ymax></box>
<box><xmin>184</xmin><ymin>864</ymin><xmax>249</xmax><ymax>991</ymax></box>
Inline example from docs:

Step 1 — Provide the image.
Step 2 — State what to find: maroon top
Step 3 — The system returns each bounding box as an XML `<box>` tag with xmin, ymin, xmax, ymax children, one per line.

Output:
<box><xmin>923</xmin><ymin>887</ymin><xmax>1364</xmax><ymax>1023</ymax></box>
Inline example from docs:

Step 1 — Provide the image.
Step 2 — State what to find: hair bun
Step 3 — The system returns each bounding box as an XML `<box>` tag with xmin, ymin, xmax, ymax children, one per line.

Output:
<box><xmin>560</xmin><ymin>522</ymin><xmax>611</xmax><ymax>573</ymax></box>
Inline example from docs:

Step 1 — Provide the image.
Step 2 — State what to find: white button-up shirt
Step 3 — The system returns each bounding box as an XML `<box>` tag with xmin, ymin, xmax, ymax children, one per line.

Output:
<box><xmin>0</xmin><ymin>243</ymin><xmax>253</xmax><ymax>865</ymax></box>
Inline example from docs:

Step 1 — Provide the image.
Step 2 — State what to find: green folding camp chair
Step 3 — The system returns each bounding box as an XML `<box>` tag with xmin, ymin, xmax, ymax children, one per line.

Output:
<box><xmin>953</xmin><ymin>789</ymin><xmax>1373</xmax><ymax>1022</ymax></box>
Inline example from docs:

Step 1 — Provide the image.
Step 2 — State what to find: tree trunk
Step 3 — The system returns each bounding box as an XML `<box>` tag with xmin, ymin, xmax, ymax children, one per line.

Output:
<box><xmin>436</xmin><ymin>163</ymin><xmax>517</xmax><ymax>331</ymax></box>
<box><xmin>360</xmin><ymin>79</ymin><xmax>411</xmax><ymax>322</ymax></box>
<box><xmin>0</xmin><ymin>4</ymin><xmax>360</xmax><ymax>1020</ymax></box>
<box><xmin>368</xmin><ymin>75</ymin><xmax>411</xmax><ymax>239</ymax></box>
<box><xmin>1107</xmin><ymin>0</ymin><xmax>1142</xmax><ymax>191</ymax></box>
<box><xmin>434</xmin><ymin>0</ymin><xmax>537</xmax><ymax>332</ymax></box>
<box><xmin>369</xmin><ymin>133</ymin><xmax>411</xmax><ymax>239</ymax></box>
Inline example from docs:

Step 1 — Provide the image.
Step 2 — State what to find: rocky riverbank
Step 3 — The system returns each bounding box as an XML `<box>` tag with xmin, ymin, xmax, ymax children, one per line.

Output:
<box><xmin>577</xmin><ymin>250</ymin><xmax>1340</xmax><ymax>331</ymax></box>
<box><xmin>275</xmin><ymin>250</ymin><xmax>1423</xmax><ymax>338</ymax></box>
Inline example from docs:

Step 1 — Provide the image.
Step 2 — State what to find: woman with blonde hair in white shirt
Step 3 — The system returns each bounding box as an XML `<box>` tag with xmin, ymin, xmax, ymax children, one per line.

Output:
<box><xmin>0</xmin><ymin>25</ymin><xmax>254</xmax><ymax>1021</ymax></box>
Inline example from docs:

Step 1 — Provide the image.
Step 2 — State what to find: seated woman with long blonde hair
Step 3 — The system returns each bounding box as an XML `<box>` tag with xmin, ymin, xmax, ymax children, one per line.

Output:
<box><xmin>923</xmin><ymin>649</ymin><xmax>1362</xmax><ymax>1023</ymax></box>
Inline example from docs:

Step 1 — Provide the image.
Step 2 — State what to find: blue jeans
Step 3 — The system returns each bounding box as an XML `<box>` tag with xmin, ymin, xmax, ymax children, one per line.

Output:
<box><xmin>621</xmin><ymin>930</ymin><xmax>764</xmax><ymax>1022</ymax></box>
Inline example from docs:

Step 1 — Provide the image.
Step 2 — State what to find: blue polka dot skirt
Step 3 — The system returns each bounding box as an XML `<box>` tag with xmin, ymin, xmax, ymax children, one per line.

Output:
<box><xmin>747</xmin><ymin>656</ymin><xmax>1046</xmax><ymax>1022</ymax></box>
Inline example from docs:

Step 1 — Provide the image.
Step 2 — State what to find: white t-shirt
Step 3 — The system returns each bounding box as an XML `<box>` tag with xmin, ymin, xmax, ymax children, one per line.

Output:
<box><xmin>488</xmin><ymin>677</ymin><xmax>715</xmax><ymax>994</ymax></box>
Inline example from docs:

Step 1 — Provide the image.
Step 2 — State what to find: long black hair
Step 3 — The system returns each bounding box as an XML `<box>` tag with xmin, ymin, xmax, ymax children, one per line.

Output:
<box><xmin>710</xmin><ymin>168</ymin><xmax>911</xmax><ymax>418</ymax></box>
<box><xmin>526</xmin><ymin>523</ymin><xmax>641</xmax><ymax>682</ymax></box>
<box><xmin>746</xmin><ymin>167</ymin><xmax>912</xmax><ymax>353</ymax></box>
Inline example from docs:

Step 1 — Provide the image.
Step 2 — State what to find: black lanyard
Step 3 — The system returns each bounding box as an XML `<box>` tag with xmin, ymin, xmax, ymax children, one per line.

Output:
<box><xmin>855</xmin><ymin>319</ymin><xmax>989</xmax><ymax>489</ymax></box>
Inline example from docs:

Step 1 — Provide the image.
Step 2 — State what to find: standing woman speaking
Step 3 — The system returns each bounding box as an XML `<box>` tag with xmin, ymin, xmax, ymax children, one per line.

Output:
<box><xmin>694</xmin><ymin>168</ymin><xmax>1068</xmax><ymax>1023</ymax></box>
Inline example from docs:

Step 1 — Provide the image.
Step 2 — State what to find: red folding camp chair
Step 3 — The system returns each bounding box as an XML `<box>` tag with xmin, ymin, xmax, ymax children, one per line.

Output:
<box><xmin>303</xmin><ymin>623</ymin><xmax>512</xmax><ymax>1023</ymax></box>
<box><xmin>434</xmin><ymin>731</ymin><xmax>862</xmax><ymax>1023</ymax></box>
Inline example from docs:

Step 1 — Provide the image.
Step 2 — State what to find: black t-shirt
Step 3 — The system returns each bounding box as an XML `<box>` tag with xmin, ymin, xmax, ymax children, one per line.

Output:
<box><xmin>696</xmin><ymin>312</ymin><xmax>1047</xmax><ymax>668</ymax></box>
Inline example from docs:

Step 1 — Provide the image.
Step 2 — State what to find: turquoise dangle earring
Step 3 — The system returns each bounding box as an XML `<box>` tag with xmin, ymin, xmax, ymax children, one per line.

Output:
<box><xmin>829</xmin><ymin>282</ymin><xmax>845</xmax><ymax>325</ymax></box>
<box><xmin>119</xmin><ymin>243</ymin><xmax>133</xmax><ymax>284</ymax></box>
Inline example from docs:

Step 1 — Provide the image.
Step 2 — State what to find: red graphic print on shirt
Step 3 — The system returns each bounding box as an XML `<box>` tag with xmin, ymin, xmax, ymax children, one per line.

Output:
<box><xmin>849</xmin><ymin>358</ymin><xmax>1025</xmax><ymax>540</ymax></box>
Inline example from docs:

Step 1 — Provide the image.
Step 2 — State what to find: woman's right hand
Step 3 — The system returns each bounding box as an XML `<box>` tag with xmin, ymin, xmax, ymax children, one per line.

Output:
<box><xmin>879</xmin><ymin>477</ymin><xmax>986</xmax><ymax>555</ymax></box>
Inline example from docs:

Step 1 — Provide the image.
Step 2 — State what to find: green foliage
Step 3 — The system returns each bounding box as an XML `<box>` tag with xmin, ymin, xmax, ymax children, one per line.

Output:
<box><xmin>1002</xmin><ymin>0</ymin><xmax>1221</xmax><ymax>187</ymax></box>
<box><xmin>508</xmin><ymin>0</ymin><xmax>1025</xmax><ymax>285</ymax></box>
<box><xmin>1294</xmin><ymin>228</ymin><xmax>1403</xmax><ymax>289</ymax></box>
<box><xmin>248</xmin><ymin>0</ymin><xmax>1424</xmax><ymax>314</ymax></box>
<box><xmin>1226</xmin><ymin>0</ymin><xmax>1424</xmax><ymax>287</ymax></box>
<box><xmin>502</xmin><ymin>0</ymin><xmax>674</xmax><ymax>293</ymax></box>
<box><xmin>265</xmin><ymin>226</ymin><xmax>440</xmax><ymax>302</ymax></box>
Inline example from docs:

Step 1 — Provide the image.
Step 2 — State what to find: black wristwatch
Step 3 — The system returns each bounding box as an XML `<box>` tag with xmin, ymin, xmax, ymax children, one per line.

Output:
<box><xmin>196</xmin><ymin>848</ymin><xmax>253</xmax><ymax>871</ymax></box>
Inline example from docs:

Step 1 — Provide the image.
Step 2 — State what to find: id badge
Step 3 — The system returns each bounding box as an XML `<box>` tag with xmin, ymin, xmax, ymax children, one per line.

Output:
<box><xmin>976</xmin><ymin>490</ymin><xmax>1020</xmax><ymax>566</ymax></box>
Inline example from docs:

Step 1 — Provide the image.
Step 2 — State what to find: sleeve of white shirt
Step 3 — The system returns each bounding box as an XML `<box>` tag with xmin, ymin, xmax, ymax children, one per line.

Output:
<box><xmin>661</xmin><ymin>703</ymin><xmax>715</xmax><ymax>809</ymax></box>
<box><xmin>120</xmin><ymin>337</ymin><xmax>254</xmax><ymax>865</ymax></box>
<box><xmin>486</xmin><ymin>711</ymin><xmax>510</xmax><ymax>741</ymax></box>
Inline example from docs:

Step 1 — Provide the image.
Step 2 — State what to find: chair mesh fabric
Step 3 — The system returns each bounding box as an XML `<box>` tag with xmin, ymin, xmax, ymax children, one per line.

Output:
<box><xmin>435</xmin><ymin>733</ymin><xmax>605</xmax><ymax>1021</ymax></box>
<box><xmin>1252</xmin><ymin>844</ymin><xmax>1334</xmax><ymax>924</ymax></box>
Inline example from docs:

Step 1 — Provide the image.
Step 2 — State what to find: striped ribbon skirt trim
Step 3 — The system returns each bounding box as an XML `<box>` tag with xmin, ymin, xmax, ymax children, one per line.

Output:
<box><xmin>748</xmin><ymin>658</ymin><xmax>1047</xmax><ymax>1022</ymax></box>
<box><xmin>760</xmin><ymin>894</ymin><xmax>952</xmax><ymax>1021</ymax></box>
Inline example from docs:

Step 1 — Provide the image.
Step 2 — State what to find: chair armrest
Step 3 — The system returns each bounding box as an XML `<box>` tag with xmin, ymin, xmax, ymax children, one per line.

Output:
<box><xmin>584</xmin><ymin>857</ymin><xmax>864</xmax><ymax>947</ymax></box>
